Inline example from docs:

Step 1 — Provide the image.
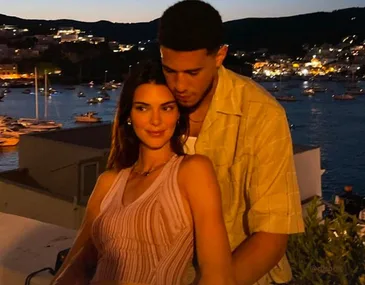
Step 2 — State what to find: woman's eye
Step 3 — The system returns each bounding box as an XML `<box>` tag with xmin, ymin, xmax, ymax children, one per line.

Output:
<box><xmin>163</xmin><ymin>105</ymin><xmax>175</xmax><ymax>111</ymax></box>
<box><xmin>136</xmin><ymin>106</ymin><xmax>147</xmax><ymax>111</ymax></box>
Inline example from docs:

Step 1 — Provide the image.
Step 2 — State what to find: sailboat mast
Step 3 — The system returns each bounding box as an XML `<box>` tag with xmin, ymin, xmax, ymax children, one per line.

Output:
<box><xmin>35</xmin><ymin>67</ymin><xmax>39</xmax><ymax>120</ymax></box>
<box><xmin>44</xmin><ymin>70</ymin><xmax>48</xmax><ymax>119</ymax></box>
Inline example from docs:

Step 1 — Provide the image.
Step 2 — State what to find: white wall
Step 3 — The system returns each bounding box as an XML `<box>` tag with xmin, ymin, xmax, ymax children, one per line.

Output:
<box><xmin>0</xmin><ymin>180</ymin><xmax>85</xmax><ymax>230</ymax></box>
<box><xmin>294</xmin><ymin>148</ymin><xmax>322</xmax><ymax>201</ymax></box>
<box><xmin>18</xmin><ymin>135</ymin><xmax>105</xmax><ymax>198</ymax></box>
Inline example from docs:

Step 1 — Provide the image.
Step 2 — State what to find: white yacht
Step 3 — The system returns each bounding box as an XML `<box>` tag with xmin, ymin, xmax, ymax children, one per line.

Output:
<box><xmin>18</xmin><ymin>118</ymin><xmax>63</xmax><ymax>130</ymax></box>
<box><xmin>303</xmin><ymin>88</ymin><xmax>315</xmax><ymax>96</ymax></box>
<box><xmin>18</xmin><ymin>67</ymin><xmax>63</xmax><ymax>132</ymax></box>
<box><xmin>0</xmin><ymin>116</ymin><xmax>16</xmax><ymax>127</ymax></box>
<box><xmin>75</xmin><ymin>112</ymin><xmax>102</xmax><ymax>123</ymax></box>
<box><xmin>77</xmin><ymin>91</ymin><xmax>86</xmax><ymax>97</ymax></box>
<box><xmin>0</xmin><ymin>135</ymin><xmax>19</xmax><ymax>147</ymax></box>
<box><xmin>87</xmin><ymin>97</ymin><xmax>103</xmax><ymax>104</ymax></box>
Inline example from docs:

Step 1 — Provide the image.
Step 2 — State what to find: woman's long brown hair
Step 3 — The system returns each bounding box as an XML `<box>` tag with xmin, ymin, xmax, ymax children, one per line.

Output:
<box><xmin>107</xmin><ymin>60</ymin><xmax>189</xmax><ymax>171</ymax></box>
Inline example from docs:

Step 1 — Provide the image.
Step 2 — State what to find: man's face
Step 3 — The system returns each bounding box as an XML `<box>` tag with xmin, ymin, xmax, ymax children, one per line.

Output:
<box><xmin>160</xmin><ymin>46</ymin><xmax>226</xmax><ymax>108</ymax></box>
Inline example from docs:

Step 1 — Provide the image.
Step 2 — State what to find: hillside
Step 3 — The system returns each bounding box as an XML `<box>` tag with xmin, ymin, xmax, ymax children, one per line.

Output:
<box><xmin>0</xmin><ymin>7</ymin><xmax>364</xmax><ymax>55</ymax></box>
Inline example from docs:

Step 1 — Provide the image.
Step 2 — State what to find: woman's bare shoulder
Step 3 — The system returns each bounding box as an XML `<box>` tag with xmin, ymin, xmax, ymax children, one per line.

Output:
<box><xmin>180</xmin><ymin>154</ymin><xmax>214</xmax><ymax>172</ymax></box>
<box><xmin>89</xmin><ymin>169</ymin><xmax>120</xmax><ymax>203</ymax></box>
<box><xmin>178</xmin><ymin>154</ymin><xmax>216</xmax><ymax>183</ymax></box>
<box><xmin>98</xmin><ymin>169</ymin><xmax>119</xmax><ymax>184</ymax></box>
<box><xmin>177</xmin><ymin>155</ymin><xmax>221</xmax><ymax>211</ymax></box>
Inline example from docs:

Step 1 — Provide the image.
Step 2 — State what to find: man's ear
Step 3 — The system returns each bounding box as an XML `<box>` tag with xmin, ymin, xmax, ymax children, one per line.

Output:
<box><xmin>215</xmin><ymin>45</ymin><xmax>228</xmax><ymax>68</ymax></box>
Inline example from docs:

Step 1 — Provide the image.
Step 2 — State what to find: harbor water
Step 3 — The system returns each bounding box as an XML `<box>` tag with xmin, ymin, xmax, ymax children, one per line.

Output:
<box><xmin>1</xmin><ymin>79</ymin><xmax>365</xmax><ymax>200</ymax></box>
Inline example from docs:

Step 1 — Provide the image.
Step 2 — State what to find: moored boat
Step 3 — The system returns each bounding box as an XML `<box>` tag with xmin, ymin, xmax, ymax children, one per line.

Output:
<box><xmin>75</xmin><ymin>112</ymin><xmax>102</xmax><ymax>123</ymax></box>
<box><xmin>332</xmin><ymin>94</ymin><xmax>355</xmax><ymax>101</ymax></box>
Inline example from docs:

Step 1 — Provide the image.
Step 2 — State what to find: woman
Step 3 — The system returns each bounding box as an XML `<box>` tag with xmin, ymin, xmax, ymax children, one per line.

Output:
<box><xmin>52</xmin><ymin>60</ymin><xmax>236</xmax><ymax>285</ymax></box>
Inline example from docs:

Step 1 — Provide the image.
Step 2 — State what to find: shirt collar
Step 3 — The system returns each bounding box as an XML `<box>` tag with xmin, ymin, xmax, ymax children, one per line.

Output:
<box><xmin>212</xmin><ymin>66</ymin><xmax>242</xmax><ymax>116</ymax></box>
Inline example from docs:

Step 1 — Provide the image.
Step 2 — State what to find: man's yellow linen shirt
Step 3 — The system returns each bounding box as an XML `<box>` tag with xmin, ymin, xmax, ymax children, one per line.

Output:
<box><xmin>184</xmin><ymin>66</ymin><xmax>304</xmax><ymax>284</ymax></box>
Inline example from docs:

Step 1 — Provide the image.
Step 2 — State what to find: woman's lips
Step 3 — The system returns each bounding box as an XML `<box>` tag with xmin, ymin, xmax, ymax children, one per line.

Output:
<box><xmin>146</xmin><ymin>130</ymin><xmax>165</xmax><ymax>137</ymax></box>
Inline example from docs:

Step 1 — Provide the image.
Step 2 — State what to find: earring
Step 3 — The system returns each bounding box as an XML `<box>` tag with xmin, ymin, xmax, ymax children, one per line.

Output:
<box><xmin>127</xmin><ymin>118</ymin><xmax>132</xmax><ymax>125</ymax></box>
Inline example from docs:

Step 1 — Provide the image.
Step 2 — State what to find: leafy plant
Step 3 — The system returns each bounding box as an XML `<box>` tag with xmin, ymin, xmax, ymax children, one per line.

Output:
<box><xmin>282</xmin><ymin>196</ymin><xmax>365</xmax><ymax>285</ymax></box>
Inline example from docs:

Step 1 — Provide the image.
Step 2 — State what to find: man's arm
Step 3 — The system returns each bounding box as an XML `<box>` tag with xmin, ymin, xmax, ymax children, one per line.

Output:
<box><xmin>232</xmin><ymin>107</ymin><xmax>304</xmax><ymax>285</ymax></box>
<box><xmin>232</xmin><ymin>232</ymin><xmax>288</xmax><ymax>285</ymax></box>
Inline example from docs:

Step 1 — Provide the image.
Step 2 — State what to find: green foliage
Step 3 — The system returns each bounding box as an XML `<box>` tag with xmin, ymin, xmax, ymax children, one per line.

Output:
<box><xmin>285</xmin><ymin>197</ymin><xmax>365</xmax><ymax>285</ymax></box>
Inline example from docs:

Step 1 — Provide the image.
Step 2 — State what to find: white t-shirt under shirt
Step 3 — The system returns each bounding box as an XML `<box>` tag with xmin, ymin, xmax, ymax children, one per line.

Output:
<box><xmin>184</xmin><ymin>137</ymin><xmax>197</xmax><ymax>155</ymax></box>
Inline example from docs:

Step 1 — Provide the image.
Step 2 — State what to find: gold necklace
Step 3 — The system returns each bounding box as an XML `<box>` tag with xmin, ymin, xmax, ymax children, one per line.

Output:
<box><xmin>132</xmin><ymin>154</ymin><xmax>176</xmax><ymax>176</ymax></box>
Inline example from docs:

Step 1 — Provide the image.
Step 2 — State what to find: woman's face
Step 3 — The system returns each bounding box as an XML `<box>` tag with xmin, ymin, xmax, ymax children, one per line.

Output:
<box><xmin>130</xmin><ymin>83</ymin><xmax>180</xmax><ymax>150</ymax></box>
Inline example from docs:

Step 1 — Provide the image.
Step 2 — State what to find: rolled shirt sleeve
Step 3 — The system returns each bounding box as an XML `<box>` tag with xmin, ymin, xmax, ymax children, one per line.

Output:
<box><xmin>248</xmin><ymin>112</ymin><xmax>304</xmax><ymax>234</ymax></box>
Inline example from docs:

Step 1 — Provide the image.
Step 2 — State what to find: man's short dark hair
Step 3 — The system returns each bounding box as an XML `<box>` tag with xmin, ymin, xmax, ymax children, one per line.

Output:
<box><xmin>158</xmin><ymin>0</ymin><xmax>223</xmax><ymax>54</ymax></box>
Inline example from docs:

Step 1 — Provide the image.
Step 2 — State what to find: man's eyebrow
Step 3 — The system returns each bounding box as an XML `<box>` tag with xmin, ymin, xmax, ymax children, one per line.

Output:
<box><xmin>162</xmin><ymin>64</ymin><xmax>202</xmax><ymax>73</ymax></box>
<box><xmin>133</xmin><ymin>101</ymin><xmax>176</xmax><ymax>106</ymax></box>
<box><xmin>185</xmin><ymin>68</ymin><xmax>203</xmax><ymax>72</ymax></box>
<box><xmin>162</xmin><ymin>64</ymin><xmax>176</xmax><ymax>72</ymax></box>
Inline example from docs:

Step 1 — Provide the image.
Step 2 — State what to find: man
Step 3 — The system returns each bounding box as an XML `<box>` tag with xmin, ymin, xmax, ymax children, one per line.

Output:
<box><xmin>158</xmin><ymin>1</ymin><xmax>304</xmax><ymax>285</ymax></box>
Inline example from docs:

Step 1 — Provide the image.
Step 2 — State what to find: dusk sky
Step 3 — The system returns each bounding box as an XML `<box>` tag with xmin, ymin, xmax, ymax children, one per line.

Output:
<box><xmin>2</xmin><ymin>0</ymin><xmax>365</xmax><ymax>23</ymax></box>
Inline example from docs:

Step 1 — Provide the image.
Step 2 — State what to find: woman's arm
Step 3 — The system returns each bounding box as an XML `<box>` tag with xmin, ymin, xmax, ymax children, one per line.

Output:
<box><xmin>52</xmin><ymin>239</ymin><xmax>98</xmax><ymax>285</ymax></box>
<box><xmin>51</xmin><ymin>170</ymin><xmax>118</xmax><ymax>284</ymax></box>
<box><xmin>179</xmin><ymin>155</ymin><xmax>237</xmax><ymax>285</ymax></box>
